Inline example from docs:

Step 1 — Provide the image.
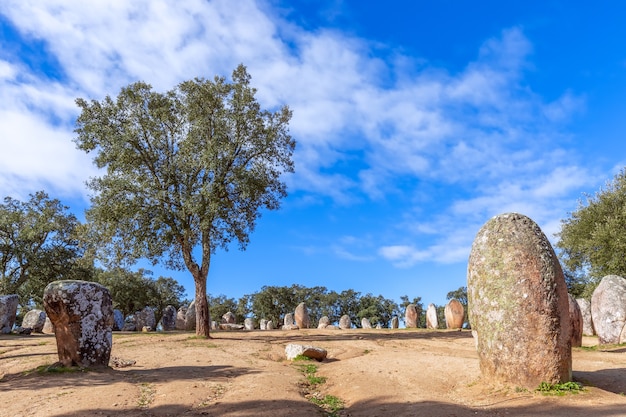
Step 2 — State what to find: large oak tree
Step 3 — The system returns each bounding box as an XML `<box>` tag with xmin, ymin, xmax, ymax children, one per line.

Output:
<box><xmin>74</xmin><ymin>65</ymin><xmax>295</xmax><ymax>336</ymax></box>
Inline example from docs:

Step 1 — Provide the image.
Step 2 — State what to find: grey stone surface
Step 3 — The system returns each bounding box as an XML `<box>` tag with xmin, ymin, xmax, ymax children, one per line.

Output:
<box><xmin>285</xmin><ymin>343</ymin><xmax>327</xmax><ymax>361</ymax></box>
<box><xmin>339</xmin><ymin>314</ymin><xmax>351</xmax><ymax>329</ymax></box>
<box><xmin>426</xmin><ymin>303</ymin><xmax>438</xmax><ymax>329</ymax></box>
<box><xmin>467</xmin><ymin>212</ymin><xmax>572</xmax><ymax>388</ymax></box>
<box><xmin>576</xmin><ymin>298</ymin><xmax>594</xmax><ymax>336</ymax></box>
<box><xmin>43</xmin><ymin>280</ymin><xmax>114</xmax><ymax>367</ymax></box>
<box><xmin>22</xmin><ymin>309</ymin><xmax>46</xmax><ymax>333</ymax></box>
<box><xmin>0</xmin><ymin>294</ymin><xmax>18</xmax><ymax>334</ymax></box>
<box><xmin>591</xmin><ymin>275</ymin><xmax>626</xmax><ymax>345</ymax></box>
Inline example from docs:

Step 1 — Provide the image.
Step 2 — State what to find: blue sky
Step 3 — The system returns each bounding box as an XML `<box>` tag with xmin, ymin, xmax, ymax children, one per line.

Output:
<box><xmin>1</xmin><ymin>1</ymin><xmax>625</xmax><ymax>307</ymax></box>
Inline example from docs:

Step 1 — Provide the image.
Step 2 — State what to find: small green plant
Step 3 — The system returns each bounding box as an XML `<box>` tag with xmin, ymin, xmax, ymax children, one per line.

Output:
<box><xmin>137</xmin><ymin>382</ymin><xmax>156</xmax><ymax>408</ymax></box>
<box><xmin>310</xmin><ymin>395</ymin><xmax>344</xmax><ymax>415</ymax></box>
<box><xmin>536</xmin><ymin>381</ymin><xmax>584</xmax><ymax>396</ymax></box>
<box><xmin>292</xmin><ymin>354</ymin><xmax>313</xmax><ymax>361</ymax></box>
<box><xmin>363</xmin><ymin>349</ymin><xmax>371</xmax><ymax>354</ymax></box>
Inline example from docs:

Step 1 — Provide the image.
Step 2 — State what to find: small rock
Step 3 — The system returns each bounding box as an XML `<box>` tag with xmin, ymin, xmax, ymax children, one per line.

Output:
<box><xmin>285</xmin><ymin>343</ymin><xmax>327</xmax><ymax>361</ymax></box>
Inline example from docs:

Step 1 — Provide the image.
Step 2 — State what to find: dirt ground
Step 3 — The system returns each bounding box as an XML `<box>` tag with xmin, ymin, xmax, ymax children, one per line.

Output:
<box><xmin>1</xmin><ymin>329</ymin><xmax>626</xmax><ymax>417</ymax></box>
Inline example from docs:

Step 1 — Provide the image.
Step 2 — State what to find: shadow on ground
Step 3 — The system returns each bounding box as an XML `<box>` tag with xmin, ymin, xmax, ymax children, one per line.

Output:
<box><xmin>44</xmin><ymin>397</ymin><xmax>626</xmax><ymax>417</ymax></box>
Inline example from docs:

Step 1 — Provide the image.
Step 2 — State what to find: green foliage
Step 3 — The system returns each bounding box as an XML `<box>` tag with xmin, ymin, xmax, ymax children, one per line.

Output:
<box><xmin>536</xmin><ymin>381</ymin><xmax>584</xmax><ymax>396</ymax></box>
<box><xmin>309</xmin><ymin>395</ymin><xmax>344</xmax><ymax>415</ymax></box>
<box><xmin>74</xmin><ymin>65</ymin><xmax>295</xmax><ymax>336</ymax></box>
<box><xmin>246</xmin><ymin>285</ymin><xmax>401</xmax><ymax>327</ymax></box>
<box><xmin>93</xmin><ymin>267</ymin><xmax>186</xmax><ymax>321</ymax></box>
<box><xmin>208</xmin><ymin>293</ymin><xmax>246</xmax><ymax>324</ymax></box>
<box><xmin>557</xmin><ymin>168</ymin><xmax>626</xmax><ymax>297</ymax></box>
<box><xmin>0</xmin><ymin>192</ymin><xmax>91</xmax><ymax>307</ymax></box>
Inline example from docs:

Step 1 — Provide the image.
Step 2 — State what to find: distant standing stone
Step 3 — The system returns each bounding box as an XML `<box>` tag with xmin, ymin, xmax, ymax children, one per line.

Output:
<box><xmin>376</xmin><ymin>323</ymin><xmax>382</xmax><ymax>329</ymax></box>
<box><xmin>0</xmin><ymin>294</ymin><xmax>18</xmax><ymax>334</ymax></box>
<box><xmin>266</xmin><ymin>320</ymin><xmax>275</xmax><ymax>330</ymax></box>
<box><xmin>42</xmin><ymin>317</ymin><xmax>55</xmax><ymax>334</ymax></box>
<box><xmin>391</xmin><ymin>316</ymin><xmax>399</xmax><ymax>329</ymax></box>
<box><xmin>591</xmin><ymin>275</ymin><xmax>626</xmax><ymax>345</ymax></box>
<box><xmin>176</xmin><ymin>306</ymin><xmax>187</xmax><ymax>330</ymax></box>
<box><xmin>568</xmin><ymin>294</ymin><xmax>583</xmax><ymax>347</ymax></box>
<box><xmin>361</xmin><ymin>317</ymin><xmax>372</xmax><ymax>329</ymax></box>
<box><xmin>284</xmin><ymin>313</ymin><xmax>295</xmax><ymax>327</ymax></box>
<box><xmin>22</xmin><ymin>309</ymin><xmax>46</xmax><ymax>333</ymax></box>
<box><xmin>159</xmin><ymin>305</ymin><xmax>177</xmax><ymax>331</ymax></box>
<box><xmin>135</xmin><ymin>307</ymin><xmax>156</xmax><ymax>330</ymax></box>
<box><xmin>259</xmin><ymin>319</ymin><xmax>268</xmax><ymax>330</ymax></box>
<box><xmin>222</xmin><ymin>311</ymin><xmax>236</xmax><ymax>324</ymax></box>
<box><xmin>467</xmin><ymin>212</ymin><xmax>572</xmax><ymax>388</ymax></box>
<box><xmin>317</xmin><ymin>316</ymin><xmax>330</xmax><ymax>329</ymax></box>
<box><xmin>339</xmin><ymin>315</ymin><xmax>351</xmax><ymax>329</ymax></box>
<box><xmin>244</xmin><ymin>317</ymin><xmax>255</xmax><ymax>330</ymax></box>
<box><xmin>294</xmin><ymin>302</ymin><xmax>310</xmax><ymax>329</ymax></box>
<box><xmin>426</xmin><ymin>304</ymin><xmax>438</xmax><ymax>329</ymax></box>
<box><xmin>445</xmin><ymin>299</ymin><xmax>464</xmax><ymax>329</ymax></box>
<box><xmin>112</xmin><ymin>309</ymin><xmax>124</xmax><ymax>331</ymax></box>
<box><xmin>43</xmin><ymin>280</ymin><xmax>114</xmax><ymax>368</ymax></box>
<box><xmin>576</xmin><ymin>298</ymin><xmax>594</xmax><ymax>336</ymax></box>
<box><xmin>405</xmin><ymin>304</ymin><xmax>419</xmax><ymax>328</ymax></box>
<box><xmin>185</xmin><ymin>301</ymin><xmax>196</xmax><ymax>331</ymax></box>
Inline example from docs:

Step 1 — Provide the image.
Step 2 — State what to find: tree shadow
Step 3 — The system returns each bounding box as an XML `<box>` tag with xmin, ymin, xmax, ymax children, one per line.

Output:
<box><xmin>221</xmin><ymin>328</ymin><xmax>473</xmax><ymax>344</ymax></box>
<box><xmin>0</xmin><ymin>364</ymin><xmax>259</xmax><ymax>391</ymax></box>
<box><xmin>575</xmin><ymin>368</ymin><xmax>626</xmax><ymax>395</ymax></box>
<box><xmin>37</xmin><ymin>397</ymin><xmax>626</xmax><ymax>417</ymax></box>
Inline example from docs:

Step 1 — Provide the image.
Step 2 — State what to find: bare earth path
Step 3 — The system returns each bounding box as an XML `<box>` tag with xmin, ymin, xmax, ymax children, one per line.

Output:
<box><xmin>1</xmin><ymin>329</ymin><xmax>625</xmax><ymax>416</ymax></box>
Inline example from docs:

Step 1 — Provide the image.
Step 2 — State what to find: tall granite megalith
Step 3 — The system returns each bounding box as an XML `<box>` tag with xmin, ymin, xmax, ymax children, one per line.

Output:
<box><xmin>591</xmin><ymin>275</ymin><xmax>626</xmax><ymax>344</ymax></box>
<box><xmin>43</xmin><ymin>280</ymin><xmax>114</xmax><ymax>367</ymax></box>
<box><xmin>467</xmin><ymin>213</ymin><xmax>571</xmax><ymax>388</ymax></box>
<box><xmin>445</xmin><ymin>299</ymin><xmax>464</xmax><ymax>329</ymax></box>
<box><xmin>0</xmin><ymin>294</ymin><xmax>19</xmax><ymax>333</ymax></box>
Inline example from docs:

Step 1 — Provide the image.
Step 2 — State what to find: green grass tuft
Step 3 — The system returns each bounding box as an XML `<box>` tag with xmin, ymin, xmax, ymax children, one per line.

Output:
<box><xmin>536</xmin><ymin>381</ymin><xmax>584</xmax><ymax>396</ymax></box>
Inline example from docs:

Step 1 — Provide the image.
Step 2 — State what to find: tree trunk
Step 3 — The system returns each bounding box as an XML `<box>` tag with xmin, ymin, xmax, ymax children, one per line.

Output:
<box><xmin>193</xmin><ymin>272</ymin><xmax>210</xmax><ymax>338</ymax></box>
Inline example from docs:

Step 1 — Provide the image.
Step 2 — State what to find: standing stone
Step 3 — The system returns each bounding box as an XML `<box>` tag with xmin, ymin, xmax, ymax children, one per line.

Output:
<box><xmin>294</xmin><ymin>302</ymin><xmax>310</xmax><ymax>329</ymax></box>
<box><xmin>112</xmin><ymin>309</ymin><xmax>124</xmax><ymax>331</ymax></box>
<box><xmin>591</xmin><ymin>275</ymin><xmax>626</xmax><ymax>345</ymax></box>
<box><xmin>361</xmin><ymin>317</ymin><xmax>372</xmax><ymax>329</ymax></box>
<box><xmin>185</xmin><ymin>301</ymin><xmax>197</xmax><ymax>331</ymax></box>
<box><xmin>135</xmin><ymin>307</ymin><xmax>156</xmax><ymax>330</ymax></box>
<box><xmin>159</xmin><ymin>305</ymin><xmax>177</xmax><ymax>331</ymax></box>
<box><xmin>22</xmin><ymin>309</ymin><xmax>46</xmax><ymax>333</ymax></box>
<box><xmin>244</xmin><ymin>317</ymin><xmax>255</xmax><ymax>330</ymax></box>
<box><xmin>176</xmin><ymin>306</ymin><xmax>187</xmax><ymax>330</ymax></box>
<box><xmin>426</xmin><ymin>304</ymin><xmax>438</xmax><ymax>329</ymax></box>
<box><xmin>43</xmin><ymin>280</ymin><xmax>114</xmax><ymax>368</ymax></box>
<box><xmin>259</xmin><ymin>319</ymin><xmax>268</xmax><ymax>330</ymax></box>
<box><xmin>391</xmin><ymin>316</ymin><xmax>399</xmax><ymax>329</ymax></box>
<box><xmin>339</xmin><ymin>314</ymin><xmax>351</xmax><ymax>329</ymax></box>
<box><xmin>568</xmin><ymin>294</ymin><xmax>583</xmax><ymax>347</ymax></box>
<box><xmin>266</xmin><ymin>320</ymin><xmax>275</xmax><ymax>330</ymax></box>
<box><xmin>284</xmin><ymin>313</ymin><xmax>295</xmax><ymax>327</ymax></box>
<box><xmin>0</xmin><ymin>294</ymin><xmax>19</xmax><ymax>334</ymax></box>
<box><xmin>42</xmin><ymin>317</ymin><xmax>55</xmax><ymax>334</ymax></box>
<box><xmin>121</xmin><ymin>314</ymin><xmax>136</xmax><ymax>331</ymax></box>
<box><xmin>445</xmin><ymin>299</ymin><xmax>464</xmax><ymax>329</ymax></box>
<box><xmin>211</xmin><ymin>321</ymin><xmax>219</xmax><ymax>330</ymax></box>
<box><xmin>222</xmin><ymin>311</ymin><xmax>236</xmax><ymax>324</ymax></box>
<box><xmin>576</xmin><ymin>298</ymin><xmax>594</xmax><ymax>336</ymax></box>
<box><xmin>468</xmin><ymin>213</ymin><xmax>572</xmax><ymax>388</ymax></box>
<box><xmin>405</xmin><ymin>304</ymin><xmax>419</xmax><ymax>328</ymax></box>
<box><xmin>317</xmin><ymin>316</ymin><xmax>330</xmax><ymax>329</ymax></box>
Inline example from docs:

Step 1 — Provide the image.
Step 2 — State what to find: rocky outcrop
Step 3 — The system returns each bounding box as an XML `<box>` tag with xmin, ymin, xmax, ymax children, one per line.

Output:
<box><xmin>43</xmin><ymin>280</ymin><xmax>114</xmax><ymax>368</ymax></box>
<box><xmin>467</xmin><ymin>213</ymin><xmax>572</xmax><ymax>388</ymax></box>
<box><xmin>591</xmin><ymin>275</ymin><xmax>626</xmax><ymax>345</ymax></box>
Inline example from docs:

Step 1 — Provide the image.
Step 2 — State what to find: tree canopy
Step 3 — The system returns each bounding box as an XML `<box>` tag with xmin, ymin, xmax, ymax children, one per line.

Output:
<box><xmin>0</xmin><ymin>192</ymin><xmax>89</xmax><ymax>307</ymax></box>
<box><xmin>74</xmin><ymin>65</ymin><xmax>295</xmax><ymax>336</ymax></box>
<box><xmin>556</xmin><ymin>168</ymin><xmax>626</xmax><ymax>298</ymax></box>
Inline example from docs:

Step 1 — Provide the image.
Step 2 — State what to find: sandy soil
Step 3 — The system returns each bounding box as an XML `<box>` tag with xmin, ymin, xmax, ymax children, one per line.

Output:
<box><xmin>1</xmin><ymin>329</ymin><xmax>625</xmax><ymax>417</ymax></box>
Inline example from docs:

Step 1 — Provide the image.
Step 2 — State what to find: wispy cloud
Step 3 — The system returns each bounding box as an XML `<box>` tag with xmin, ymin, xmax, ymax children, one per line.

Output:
<box><xmin>0</xmin><ymin>1</ymin><xmax>596</xmax><ymax>270</ymax></box>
